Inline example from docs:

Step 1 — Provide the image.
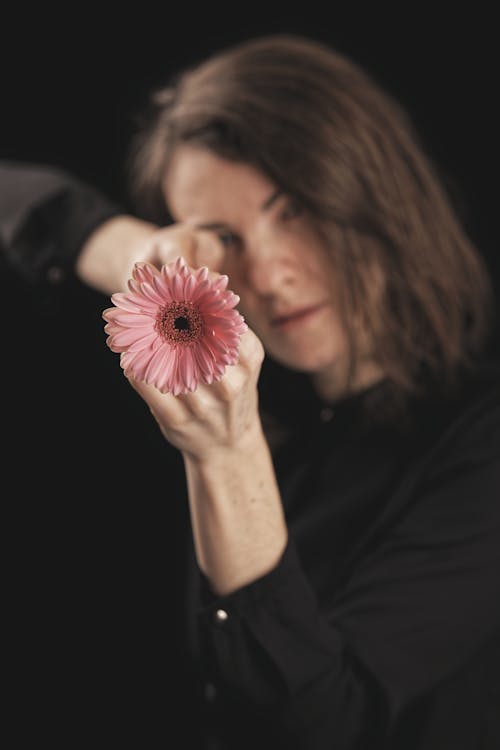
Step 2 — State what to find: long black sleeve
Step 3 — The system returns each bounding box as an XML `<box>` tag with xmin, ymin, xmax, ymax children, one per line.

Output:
<box><xmin>0</xmin><ymin>160</ymin><xmax>122</xmax><ymax>284</ymax></box>
<box><xmin>188</xmin><ymin>363</ymin><xmax>500</xmax><ymax>749</ymax></box>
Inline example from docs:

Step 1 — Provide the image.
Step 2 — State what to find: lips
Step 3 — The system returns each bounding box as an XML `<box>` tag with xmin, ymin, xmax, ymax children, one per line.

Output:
<box><xmin>271</xmin><ymin>303</ymin><xmax>325</xmax><ymax>328</ymax></box>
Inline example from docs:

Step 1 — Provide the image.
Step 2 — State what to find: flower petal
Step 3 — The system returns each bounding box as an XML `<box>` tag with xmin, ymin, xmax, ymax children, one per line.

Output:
<box><xmin>155</xmin><ymin>348</ymin><xmax>178</xmax><ymax>393</ymax></box>
<box><xmin>111</xmin><ymin>292</ymin><xmax>158</xmax><ymax>315</ymax></box>
<box><xmin>144</xmin><ymin>342</ymin><xmax>172</xmax><ymax>385</ymax></box>
<box><xmin>103</xmin><ymin>309</ymin><xmax>154</xmax><ymax>327</ymax></box>
<box><xmin>177</xmin><ymin>348</ymin><xmax>194</xmax><ymax>391</ymax></box>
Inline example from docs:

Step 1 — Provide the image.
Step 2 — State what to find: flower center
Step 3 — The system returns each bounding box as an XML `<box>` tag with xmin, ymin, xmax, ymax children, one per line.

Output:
<box><xmin>174</xmin><ymin>316</ymin><xmax>189</xmax><ymax>330</ymax></box>
<box><xmin>155</xmin><ymin>301</ymin><xmax>205</xmax><ymax>345</ymax></box>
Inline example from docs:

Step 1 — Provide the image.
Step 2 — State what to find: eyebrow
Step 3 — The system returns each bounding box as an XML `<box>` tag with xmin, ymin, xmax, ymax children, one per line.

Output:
<box><xmin>261</xmin><ymin>188</ymin><xmax>283</xmax><ymax>211</ymax></box>
<box><xmin>194</xmin><ymin>188</ymin><xmax>283</xmax><ymax>231</ymax></box>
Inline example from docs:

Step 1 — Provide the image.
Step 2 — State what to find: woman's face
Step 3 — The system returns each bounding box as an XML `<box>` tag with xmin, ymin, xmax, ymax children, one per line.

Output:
<box><xmin>164</xmin><ymin>144</ymin><xmax>382</xmax><ymax>398</ymax></box>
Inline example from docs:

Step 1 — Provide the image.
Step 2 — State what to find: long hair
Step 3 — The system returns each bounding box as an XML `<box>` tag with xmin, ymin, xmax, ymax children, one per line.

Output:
<box><xmin>127</xmin><ymin>33</ymin><xmax>494</xmax><ymax>424</ymax></box>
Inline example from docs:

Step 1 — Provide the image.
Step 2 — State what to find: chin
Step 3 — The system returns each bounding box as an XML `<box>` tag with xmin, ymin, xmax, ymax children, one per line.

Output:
<box><xmin>269</xmin><ymin>348</ymin><xmax>344</xmax><ymax>376</ymax></box>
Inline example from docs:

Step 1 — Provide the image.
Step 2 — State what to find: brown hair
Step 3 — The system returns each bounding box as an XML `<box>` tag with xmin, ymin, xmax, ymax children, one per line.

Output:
<box><xmin>127</xmin><ymin>33</ymin><xmax>494</xmax><ymax>418</ymax></box>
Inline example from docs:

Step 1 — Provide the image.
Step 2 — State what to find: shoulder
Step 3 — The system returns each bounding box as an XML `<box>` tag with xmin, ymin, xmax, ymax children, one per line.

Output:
<box><xmin>432</xmin><ymin>358</ymin><xmax>499</xmax><ymax>443</ymax></box>
<box><xmin>414</xmin><ymin>356</ymin><xmax>500</xmax><ymax>486</ymax></box>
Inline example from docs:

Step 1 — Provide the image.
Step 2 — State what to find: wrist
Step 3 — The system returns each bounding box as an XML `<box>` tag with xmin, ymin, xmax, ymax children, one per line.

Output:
<box><xmin>183</xmin><ymin>420</ymin><xmax>267</xmax><ymax>469</ymax></box>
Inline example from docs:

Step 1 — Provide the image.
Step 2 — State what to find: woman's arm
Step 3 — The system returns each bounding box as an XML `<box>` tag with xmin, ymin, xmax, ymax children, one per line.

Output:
<box><xmin>129</xmin><ymin>328</ymin><xmax>288</xmax><ymax>596</ymax></box>
<box><xmin>76</xmin><ymin>214</ymin><xmax>159</xmax><ymax>294</ymax></box>
<box><xmin>0</xmin><ymin>161</ymin><xmax>232</xmax><ymax>296</ymax></box>
<box><xmin>0</xmin><ymin>160</ymin><xmax>125</xmax><ymax>285</ymax></box>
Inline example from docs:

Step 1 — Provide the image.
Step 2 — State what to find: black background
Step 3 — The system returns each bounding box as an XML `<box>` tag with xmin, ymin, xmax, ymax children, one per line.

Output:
<box><xmin>2</xmin><ymin>9</ymin><xmax>499</xmax><ymax>249</ymax></box>
<box><xmin>2</xmin><ymin>8</ymin><xmax>499</xmax><ymax>745</ymax></box>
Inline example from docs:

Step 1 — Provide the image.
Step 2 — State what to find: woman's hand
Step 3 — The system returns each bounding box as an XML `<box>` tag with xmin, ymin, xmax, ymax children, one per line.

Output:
<box><xmin>137</xmin><ymin>222</ymin><xmax>226</xmax><ymax>280</ymax></box>
<box><xmin>127</xmin><ymin>326</ymin><xmax>265</xmax><ymax>462</ymax></box>
<box><xmin>77</xmin><ymin>215</ymin><xmax>224</xmax><ymax>294</ymax></box>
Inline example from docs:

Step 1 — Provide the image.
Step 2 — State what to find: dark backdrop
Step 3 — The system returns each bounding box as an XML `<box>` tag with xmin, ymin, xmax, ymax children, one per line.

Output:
<box><xmin>2</xmin><ymin>9</ymin><xmax>498</xmax><ymax>746</ymax></box>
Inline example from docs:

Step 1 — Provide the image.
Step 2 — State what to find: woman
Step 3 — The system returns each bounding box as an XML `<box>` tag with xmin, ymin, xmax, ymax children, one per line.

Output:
<box><xmin>2</xmin><ymin>33</ymin><xmax>499</xmax><ymax>749</ymax></box>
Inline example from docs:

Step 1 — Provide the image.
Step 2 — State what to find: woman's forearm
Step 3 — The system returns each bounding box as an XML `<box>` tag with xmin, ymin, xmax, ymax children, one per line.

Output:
<box><xmin>182</xmin><ymin>424</ymin><xmax>288</xmax><ymax>596</ymax></box>
<box><xmin>76</xmin><ymin>214</ymin><xmax>159</xmax><ymax>294</ymax></box>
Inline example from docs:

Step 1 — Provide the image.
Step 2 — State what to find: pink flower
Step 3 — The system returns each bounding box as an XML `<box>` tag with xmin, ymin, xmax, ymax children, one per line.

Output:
<box><xmin>102</xmin><ymin>257</ymin><xmax>248</xmax><ymax>395</ymax></box>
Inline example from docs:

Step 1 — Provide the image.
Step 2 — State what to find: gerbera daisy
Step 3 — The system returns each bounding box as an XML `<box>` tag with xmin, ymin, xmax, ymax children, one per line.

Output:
<box><xmin>102</xmin><ymin>256</ymin><xmax>248</xmax><ymax>395</ymax></box>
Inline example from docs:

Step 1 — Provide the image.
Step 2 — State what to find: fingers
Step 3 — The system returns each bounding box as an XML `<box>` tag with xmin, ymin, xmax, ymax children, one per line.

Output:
<box><xmin>125</xmin><ymin>327</ymin><xmax>264</xmax><ymax>457</ymax></box>
<box><xmin>232</xmin><ymin>328</ymin><xmax>265</xmax><ymax>382</ymax></box>
<box><xmin>238</xmin><ymin>327</ymin><xmax>265</xmax><ymax>364</ymax></box>
<box><xmin>127</xmin><ymin>375</ymin><xmax>175</xmax><ymax>414</ymax></box>
<box><xmin>151</xmin><ymin>225</ymin><xmax>225</xmax><ymax>275</ymax></box>
<box><xmin>174</xmin><ymin>329</ymin><xmax>265</xmax><ymax>410</ymax></box>
<box><xmin>126</xmin><ymin>329</ymin><xmax>264</xmax><ymax>421</ymax></box>
<box><xmin>126</xmin><ymin>375</ymin><xmax>188</xmax><ymax>434</ymax></box>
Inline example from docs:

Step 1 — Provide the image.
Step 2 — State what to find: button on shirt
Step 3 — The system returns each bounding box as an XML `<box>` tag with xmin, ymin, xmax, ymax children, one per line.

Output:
<box><xmin>214</xmin><ymin>608</ymin><xmax>229</xmax><ymax>623</ymax></box>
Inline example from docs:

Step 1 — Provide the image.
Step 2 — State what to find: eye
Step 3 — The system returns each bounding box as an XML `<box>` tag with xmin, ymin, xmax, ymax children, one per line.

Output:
<box><xmin>216</xmin><ymin>230</ymin><xmax>240</xmax><ymax>249</ymax></box>
<box><xmin>280</xmin><ymin>199</ymin><xmax>302</xmax><ymax>221</ymax></box>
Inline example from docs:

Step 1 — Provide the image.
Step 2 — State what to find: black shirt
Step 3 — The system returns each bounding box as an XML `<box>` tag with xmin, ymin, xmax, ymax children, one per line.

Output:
<box><xmin>186</xmin><ymin>364</ymin><xmax>500</xmax><ymax>749</ymax></box>
<box><xmin>2</xmin><ymin>162</ymin><xmax>499</xmax><ymax>749</ymax></box>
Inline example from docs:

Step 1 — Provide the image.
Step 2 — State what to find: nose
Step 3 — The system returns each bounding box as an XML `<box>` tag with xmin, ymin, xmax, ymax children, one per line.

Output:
<box><xmin>243</xmin><ymin>236</ymin><xmax>295</xmax><ymax>297</ymax></box>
